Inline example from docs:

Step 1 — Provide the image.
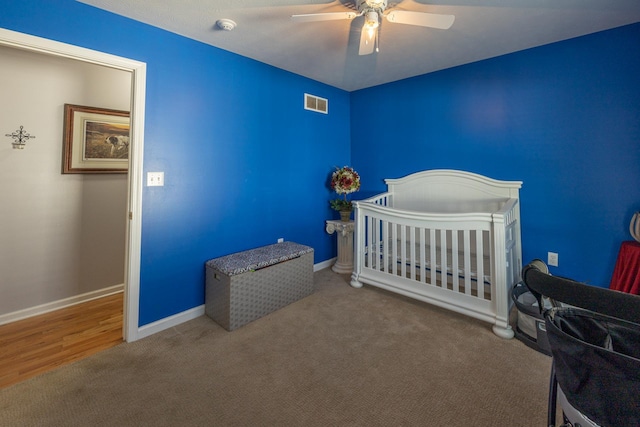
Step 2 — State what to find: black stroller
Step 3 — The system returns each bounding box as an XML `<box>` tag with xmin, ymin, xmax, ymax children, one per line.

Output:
<box><xmin>522</xmin><ymin>261</ymin><xmax>640</xmax><ymax>427</ymax></box>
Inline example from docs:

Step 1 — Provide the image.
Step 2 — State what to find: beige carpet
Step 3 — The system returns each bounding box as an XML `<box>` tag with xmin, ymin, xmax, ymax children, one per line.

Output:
<box><xmin>0</xmin><ymin>268</ymin><xmax>551</xmax><ymax>426</ymax></box>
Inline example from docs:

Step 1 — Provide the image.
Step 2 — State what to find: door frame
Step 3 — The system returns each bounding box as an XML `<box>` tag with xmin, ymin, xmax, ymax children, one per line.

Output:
<box><xmin>0</xmin><ymin>28</ymin><xmax>145</xmax><ymax>342</ymax></box>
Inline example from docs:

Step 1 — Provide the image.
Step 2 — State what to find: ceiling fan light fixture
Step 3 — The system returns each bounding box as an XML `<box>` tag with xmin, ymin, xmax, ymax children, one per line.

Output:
<box><xmin>364</xmin><ymin>11</ymin><xmax>379</xmax><ymax>29</ymax></box>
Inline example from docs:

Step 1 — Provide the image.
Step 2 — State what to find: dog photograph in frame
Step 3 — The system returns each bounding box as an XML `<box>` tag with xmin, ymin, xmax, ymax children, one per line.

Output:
<box><xmin>63</xmin><ymin>104</ymin><xmax>130</xmax><ymax>174</ymax></box>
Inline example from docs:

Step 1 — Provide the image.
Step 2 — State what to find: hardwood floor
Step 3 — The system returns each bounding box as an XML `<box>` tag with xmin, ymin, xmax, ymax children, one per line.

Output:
<box><xmin>0</xmin><ymin>292</ymin><xmax>123</xmax><ymax>389</ymax></box>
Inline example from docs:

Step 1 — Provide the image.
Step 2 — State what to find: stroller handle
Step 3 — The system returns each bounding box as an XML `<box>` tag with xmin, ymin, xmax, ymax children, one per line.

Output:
<box><xmin>522</xmin><ymin>262</ymin><xmax>640</xmax><ymax>324</ymax></box>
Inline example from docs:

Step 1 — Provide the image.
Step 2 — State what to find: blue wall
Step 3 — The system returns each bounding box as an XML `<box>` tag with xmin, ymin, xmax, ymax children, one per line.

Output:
<box><xmin>351</xmin><ymin>23</ymin><xmax>640</xmax><ymax>287</ymax></box>
<box><xmin>1</xmin><ymin>0</ymin><xmax>351</xmax><ymax>326</ymax></box>
<box><xmin>3</xmin><ymin>1</ymin><xmax>638</xmax><ymax>326</ymax></box>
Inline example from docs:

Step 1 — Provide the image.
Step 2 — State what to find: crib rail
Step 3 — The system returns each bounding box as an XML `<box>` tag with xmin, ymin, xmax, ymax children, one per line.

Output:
<box><xmin>351</xmin><ymin>197</ymin><xmax>521</xmax><ymax>338</ymax></box>
<box><xmin>353</xmin><ymin>202</ymin><xmax>493</xmax><ymax>291</ymax></box>
<box><xmin>361</xmin><ymin>192</ymin><xmax>392</xmax><ymax>207</ymax></box>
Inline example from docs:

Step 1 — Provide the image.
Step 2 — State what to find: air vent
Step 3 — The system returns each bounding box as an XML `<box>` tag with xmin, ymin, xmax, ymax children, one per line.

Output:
<box><xmin>304</xmin><ymin>93</ymin><xmax>328</xmax><ymax>114</ymax></box>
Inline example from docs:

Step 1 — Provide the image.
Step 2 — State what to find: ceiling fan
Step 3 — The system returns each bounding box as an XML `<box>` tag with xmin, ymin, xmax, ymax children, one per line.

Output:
<box><xmin>291</xmin><ymin>0</ymin><xmax>454</xmax><ymax>56</ymax></box>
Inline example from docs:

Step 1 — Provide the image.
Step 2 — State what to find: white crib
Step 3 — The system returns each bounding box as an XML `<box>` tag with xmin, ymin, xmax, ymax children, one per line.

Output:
<box><xmin>350</xmin><ymin>170</ymin><xmax>523</xmax><ymax>338</ymax></box>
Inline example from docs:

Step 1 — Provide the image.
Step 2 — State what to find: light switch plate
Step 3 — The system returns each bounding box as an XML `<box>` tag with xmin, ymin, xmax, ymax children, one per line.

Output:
<box><xmin>147</xmin><ymin>172</ymin><xmax>164</xmax><ymax>187</ymax></box>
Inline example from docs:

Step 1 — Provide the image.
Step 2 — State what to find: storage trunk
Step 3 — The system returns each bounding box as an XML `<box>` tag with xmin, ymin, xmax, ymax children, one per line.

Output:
<box><xmin>205</xmin><ymin>242</ymin><xmax>314</xmax><ymax>331</ymax></box>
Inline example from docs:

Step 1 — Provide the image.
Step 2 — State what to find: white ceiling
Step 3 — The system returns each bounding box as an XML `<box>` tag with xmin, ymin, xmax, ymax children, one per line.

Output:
<box><xmin>78</xmin><ymin>0</ymin><xmax>640</xmax><ymax>91</ymax></box>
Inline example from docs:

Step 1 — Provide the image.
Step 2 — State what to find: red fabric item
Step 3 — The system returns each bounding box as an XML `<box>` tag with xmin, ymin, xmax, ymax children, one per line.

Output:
<box><xmin>610</xmin><ymin>241</ymin><xmax>640</xmax><ymax>295</ymax></box>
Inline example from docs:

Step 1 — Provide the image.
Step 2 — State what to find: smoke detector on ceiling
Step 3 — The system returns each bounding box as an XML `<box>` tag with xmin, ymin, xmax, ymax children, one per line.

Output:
<box><xmin>216</xmin><ymin>19</ymin><xmax>236</xmax><ymax>31</ymax></box>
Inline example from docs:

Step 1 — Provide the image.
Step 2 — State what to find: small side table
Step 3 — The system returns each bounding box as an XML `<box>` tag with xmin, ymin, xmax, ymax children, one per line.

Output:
<box><xmin>325</xmin><ymin>220</ymin><xmax>355</xmax><ymax>274</ymax></box>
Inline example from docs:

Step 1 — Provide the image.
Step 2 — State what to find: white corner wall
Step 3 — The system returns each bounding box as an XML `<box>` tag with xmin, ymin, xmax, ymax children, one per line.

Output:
<box><xmin>0</xmin><ymin>45</ymin><xmax>130</xmax><ymax>318</ymax></box>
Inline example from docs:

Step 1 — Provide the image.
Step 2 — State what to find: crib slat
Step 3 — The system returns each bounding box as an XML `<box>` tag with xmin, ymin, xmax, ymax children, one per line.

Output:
<box><xmin>476</xmin><ymin>230</ymin><xmax>486</xmax><ymax>300</ymax></box>
<box><xmin>463</xmin><ymin>229</ymin><xmax>471</xmax><ymax>295</ymax></box>
<box><xmin>430</xmin><ymin>229</ymin><xmax>436</xmax><ymax>285</ymax></box>
<box><xmin>375</xmin><ymin>219</ymin><xmax>380</xmax><ymax>272</ymax></box>
<box><xmin>410</xmin><ymin>226</ymin><xmax>415</xmax><ymax>280</ymax></box>
<box><xmin>419</xmin><ymin>227</ymin><xmax>426</xmax><ymax>283</ymax></box>
<box><xmin>408</xmin><ymin>226</ymin><xmax>415</xmax><ymax>280</ymax></box>
<box><xmin>451</xmin><ymin>230</ymin><xmax>459</xmax><ymax>292</ymax></box>
<box><xmin>373</xmin><ymin>215</ymin><xmax>379</xmax><ymax>270</ymax></box>
<box><xmin>369</xmin><ymin>218</ymin><xmax>380</xmax><ymax>270</ymax></box>
<box><xmin>366</xmin><ymin>215</ymin><xmax>373</xmax><ymax>270</ymax></box>
<box><xmin>401</xmin><ymin>225</ymin><xmax>407</xmax><ymax>278</ymax></box>
<box><xmin>392</xmin><ymin>222</ymin><xmax>398</xmax><ymax>276</ymax></box>
<box><xmin>382</xmin><ymin>219</ymin><xmax>389</xmax><ymax>273</ymax></box>
<box><xmin>439</xmin><ymin>229</ymin><xmax>447</xmax><ymax>289</ymax></box>
<box><xmin>366</xmin><ymin>216</ymin><xmax>371</xmax><ymax>270</ymax></box>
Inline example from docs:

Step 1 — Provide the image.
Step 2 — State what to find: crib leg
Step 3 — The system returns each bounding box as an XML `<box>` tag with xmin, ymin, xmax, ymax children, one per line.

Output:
<box><xmin>350</xmin><ymin>275</ymin><xmax>363</xmax><ymax>288</ymax></box>
<box><xmin>492</xmin><ymin>323</ymin><xmax>515</xmax><ymax>339</ymax></box>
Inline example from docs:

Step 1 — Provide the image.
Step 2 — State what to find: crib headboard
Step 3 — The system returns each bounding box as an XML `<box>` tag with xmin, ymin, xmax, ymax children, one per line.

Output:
<box><xmin>385</xmin><ymin>170</ymin><xmax>522</xmax><ymax>213</ymax></box>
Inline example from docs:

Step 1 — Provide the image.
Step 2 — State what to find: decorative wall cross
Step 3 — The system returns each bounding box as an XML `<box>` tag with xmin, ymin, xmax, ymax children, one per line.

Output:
<box><xmin>5</xmin><ymin>125</ymin><xmax>36</xmax><ymax>149</ymax></box>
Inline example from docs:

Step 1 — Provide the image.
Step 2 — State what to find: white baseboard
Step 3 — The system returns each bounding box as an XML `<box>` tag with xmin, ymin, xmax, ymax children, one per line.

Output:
<box><xmin>0</xmin><ymin>284</ymin><xmax>124</xmax><ymax>326</ymax></box>
<box><xmin>1</xmin><ymin>260</ymin><xmax>337</xmax><ymax>337</ymax></box>
<box><xmin>136</xmin><ymin>304</ymin><xmax>205</xmax><ymax>340</ymax></box>
<box><xmin>132</xmin><ymin>260</ymin><xmax>336</xmax><ymax>340</ymax></box>
<box><xmin>314</xmin><ymin>258</ymin><xmax>336</xmax><ymax>272</ymax></box>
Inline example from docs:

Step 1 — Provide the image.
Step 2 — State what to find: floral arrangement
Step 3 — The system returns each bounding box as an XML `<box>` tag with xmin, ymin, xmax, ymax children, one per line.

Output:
<box><xmin>329</xmin><ymin>166</ymin><xmax>361</xmax><ymax>211</ymax></box>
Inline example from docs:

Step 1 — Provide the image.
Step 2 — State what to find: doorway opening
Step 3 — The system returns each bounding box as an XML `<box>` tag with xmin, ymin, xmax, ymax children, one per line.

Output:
<box><xmin>0</xmin><ymin>28</ymin><xmax>146</xmax><ymax>343</ymax></box>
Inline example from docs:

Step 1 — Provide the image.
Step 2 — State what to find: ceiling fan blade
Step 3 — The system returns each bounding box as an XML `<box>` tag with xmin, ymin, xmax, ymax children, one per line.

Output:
<box><xmin>359</xmin><ymin>27</ymin><xmax>376</xmax><ymax>56</ymax></box>
<box><xmin>385</xmin><ymin>11</ymin><xmax>454</xmax><ymax>29</ymax></box>
<box><xmin>291</xmin><ymin>12</ymin><xmax>357</xmax><ymax>23</ymax></box>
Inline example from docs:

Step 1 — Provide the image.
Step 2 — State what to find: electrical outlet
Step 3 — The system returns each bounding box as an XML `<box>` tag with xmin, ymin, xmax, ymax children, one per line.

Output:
<box><xmin>147</xmin><ymin>172</ymin><xmax>164</xmax><ymax>187</ymax></box>
<box><xmin>548</xmin><ymin>252</ymin><xmax>559</xmax><ymax>267</ymax></box>
<box><xmin>277</xmin><ymin>238</ymin><xmax>284</xmax><ymax>243</ymax></box>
